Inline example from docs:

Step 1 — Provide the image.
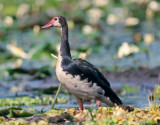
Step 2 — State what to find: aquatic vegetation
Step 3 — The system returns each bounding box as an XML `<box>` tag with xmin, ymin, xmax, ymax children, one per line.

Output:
<box><xmin>122</xmin><ymin>84</ymin><xmax>140</xmax><ymax>94</ymax></box>
<box><xmin>0</xmin><ymin>106</ymin><xmax>160</xmax><ymax>124</ymax></box>
<box><xmin>0</xmin><ymin>107</ymin><xmax>36</xmax><ymax>118</ymax></box>
<box><xmin>0</xmin><ymin>96</ymin><xmax>68</xmax><ymax>106</ymax></box>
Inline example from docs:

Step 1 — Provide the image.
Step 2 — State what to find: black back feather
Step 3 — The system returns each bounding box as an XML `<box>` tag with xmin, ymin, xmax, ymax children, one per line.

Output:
<box><xmin>62</xmin><ymin>57</ymin><xmax>122</xmax><ymax>105</ymax></box>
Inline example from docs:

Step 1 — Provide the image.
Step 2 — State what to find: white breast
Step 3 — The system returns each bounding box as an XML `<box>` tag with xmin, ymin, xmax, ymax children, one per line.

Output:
<box><xmin>55</xmin><ymin>53</ymin><xmax>105</xmax><ymax>100</ymax></box>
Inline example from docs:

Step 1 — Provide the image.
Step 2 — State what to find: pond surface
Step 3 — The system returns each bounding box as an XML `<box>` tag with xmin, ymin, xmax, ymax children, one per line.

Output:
<box><xmin>0</xmin><ymin>80</ymin><xmax>159</xmax><ymax>112</ymax></box>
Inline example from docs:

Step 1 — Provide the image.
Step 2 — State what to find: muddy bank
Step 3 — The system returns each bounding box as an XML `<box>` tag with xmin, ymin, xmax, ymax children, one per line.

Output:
<box><xmin>102</xmin><ymin>67</ymin><xmax>160</xmax><ymax>86</ymax></box>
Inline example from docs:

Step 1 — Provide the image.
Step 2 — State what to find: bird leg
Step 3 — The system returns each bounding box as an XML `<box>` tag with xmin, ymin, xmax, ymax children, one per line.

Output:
<box><xmin>78</xmin><ymin>101</ymin><xmax>83</xmax><ymax>111</ymax></box>
<box><xmin>95</xmin><ymin>99</ymin><xmax>101</xmax><ymax>108</ymax></box>
<box><xmin>75</xmin><ymin>97</ymin><xmax>83</xmax><ymax>111</ymax></box>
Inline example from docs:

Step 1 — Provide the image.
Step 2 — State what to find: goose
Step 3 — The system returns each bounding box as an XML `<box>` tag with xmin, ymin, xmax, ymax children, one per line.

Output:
<box><xmin>42</xmin><ymin>16</ymin><xmax>122</xmax><ymax>110</ymax></box>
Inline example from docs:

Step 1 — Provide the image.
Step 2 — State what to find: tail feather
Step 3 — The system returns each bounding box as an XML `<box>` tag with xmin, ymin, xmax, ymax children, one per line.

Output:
<box><xmin>105</xmin><ymin>88</ymin><xmax>122</xmax><ymax>105</ymax></box>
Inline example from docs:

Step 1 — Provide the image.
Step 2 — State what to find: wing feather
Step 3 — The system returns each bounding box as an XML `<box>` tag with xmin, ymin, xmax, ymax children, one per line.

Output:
<box><xmin>73</xmin><ymin>59</ymin><xmax>122</xmax><ymax>105</ymax></box>
<box><xmin>74</xmin><ymin>59</ymin><xmax>110</xmax><ymax>87</ymax></box>
<box><xmin>62</xmin><ymin>58</ymin><xmax>122</xmax><ymax>105</ymax></box>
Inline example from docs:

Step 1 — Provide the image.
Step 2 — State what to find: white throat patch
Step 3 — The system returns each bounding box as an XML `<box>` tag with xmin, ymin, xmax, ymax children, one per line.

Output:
<box><xmin>54</xmin><ymin>18</ymin><xmax>61</xmax><ymax>27</ymax></box>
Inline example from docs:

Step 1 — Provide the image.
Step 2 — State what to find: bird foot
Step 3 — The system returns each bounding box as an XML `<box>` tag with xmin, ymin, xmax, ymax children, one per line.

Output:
<box><xmin>95</xmin><ymin>99</ymin><xmax>101</xmax><ymax>108</ymax></box>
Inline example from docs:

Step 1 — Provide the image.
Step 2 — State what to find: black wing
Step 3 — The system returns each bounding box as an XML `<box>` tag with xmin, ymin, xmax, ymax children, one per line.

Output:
<box><xmin>61</xmin><ymin>57</ymin><xmax>122</xmax><ymax>105</ymax></box>
<box><xmin>73</xmin><ymin>59</ymin><xmax>122</xmax><ymax>105</ymax></box>
<box><xmin>73</xmin><ymin>59</ymin><xmax>111</xmax><ymax>87</ymax></box>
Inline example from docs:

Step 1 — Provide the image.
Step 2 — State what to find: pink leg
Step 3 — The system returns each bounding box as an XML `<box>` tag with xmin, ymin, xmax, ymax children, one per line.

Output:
<box><xmin>95</xmin><ymin>99</ymin><xmax>101</xmax><ymax>108</ymax></box>
<box><xmin>78</xmin><ymin>101</ymin><xmax>83</xmax><ymax>111</ymax></box>
<box><xmin>75</xmin><ymin>96</ymin><xmax>83</xmax><ymax>111</ymax></box>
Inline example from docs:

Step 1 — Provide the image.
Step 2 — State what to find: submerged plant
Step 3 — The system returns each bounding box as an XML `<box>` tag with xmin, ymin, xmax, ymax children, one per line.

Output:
<box><xmin>0</xmin><ymin>96</ymin><xmax>68</xmax><ymax>107</ymax></box>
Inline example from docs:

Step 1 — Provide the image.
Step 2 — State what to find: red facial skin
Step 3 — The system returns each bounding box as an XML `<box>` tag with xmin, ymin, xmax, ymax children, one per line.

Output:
<box><xmin>41</xmin><ymin>17</ymin><xmax>57</xmax><ymax>29</ymax></box>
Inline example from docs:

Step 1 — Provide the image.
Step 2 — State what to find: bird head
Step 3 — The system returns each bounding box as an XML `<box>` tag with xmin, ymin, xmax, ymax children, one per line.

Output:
<box><xmin>42</xmin><ymin>16</ymin><xmax>67</xmax><ymax>29</ymax></box>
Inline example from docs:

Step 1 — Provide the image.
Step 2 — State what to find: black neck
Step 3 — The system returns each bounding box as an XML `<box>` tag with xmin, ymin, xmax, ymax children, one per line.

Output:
<box><xmin>60</xmin><ymin>25</ymin><xmax>71</xmax><ymax>58</ymax></box>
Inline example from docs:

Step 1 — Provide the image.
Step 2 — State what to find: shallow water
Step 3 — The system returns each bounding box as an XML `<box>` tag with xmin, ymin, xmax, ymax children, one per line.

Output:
<box><xmin>0</xmin><ymin>89</ymin><xmax>158</xmax><ymax>112</ymax></box>
<box><xmin>0</xmin><ymin>77</ymin><xmax>159</xmax><ymax>112</ymax></box>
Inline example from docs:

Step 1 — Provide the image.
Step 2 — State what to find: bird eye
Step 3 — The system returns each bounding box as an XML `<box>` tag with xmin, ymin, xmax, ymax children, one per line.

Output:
<box><xmin>55</xmin><ymin>18</ymin><xmax>57</xmax><ymax>21</ymax></box>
